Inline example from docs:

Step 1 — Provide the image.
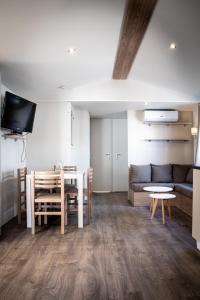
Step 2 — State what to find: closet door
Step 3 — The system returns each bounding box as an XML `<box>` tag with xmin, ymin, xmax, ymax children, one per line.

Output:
<box><xmin>112</xmin><ymin>119</ymin><xmax>128</xmax><ymax>192</ymax></box>
<box><xmin>90</xmin><ymin>119</ymin><xmax>112</xmax><ymax>192</ymax></box>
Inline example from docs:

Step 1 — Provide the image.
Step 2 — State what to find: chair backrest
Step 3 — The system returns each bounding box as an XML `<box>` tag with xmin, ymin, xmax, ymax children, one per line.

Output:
<box><xmin>63</xmin><ymin>166</ymin><xmax>77</xmax><ymax>184</ymax></box>
<box><xmin>87</xmin><ymin>168</ymin><xmax>93</xmax><ymax>199</ymax></box>
<box><xmin>17</xmin><ymin>167</ymin><xmax>27</xmax><ymax>194</ymax></box>
<box><xmin>63</xmin><ymin>166</ymin><xmax>77</xmax><ymax>171</ymax></box>
<box><xmin>31</xmin><ymin>170</ymin><xmax>64</xmax><ymax>198</ymax></box>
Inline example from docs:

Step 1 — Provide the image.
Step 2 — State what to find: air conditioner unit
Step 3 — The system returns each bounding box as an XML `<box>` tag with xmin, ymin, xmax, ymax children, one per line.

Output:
<box><xmin>144</xmin><ymin>110</ymin><xmax>178</xmax><ymax>123</ymax></box>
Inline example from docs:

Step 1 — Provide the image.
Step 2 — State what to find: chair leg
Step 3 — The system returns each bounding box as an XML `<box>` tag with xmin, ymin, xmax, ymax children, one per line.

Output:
<box><xmin>32</xmin><ymin>215</ymin><xmax>35</xmax><ymax>234</ymax></box>
<box><xmin>87</xmin><ymin>198</ymin><xmax>91</xmax><ymax>225</ymax></box>
<box><xmin>64</xmin><ymin>200</ymin><xmax>68</xmax><ymax>226</ymax></box>
<box><xmin>17</xmin><ymin>195</ymin><xmax>22</xmax><ymax>225</ymax></box>
<box><xmin>61</xmin><ymin>203</ymin><xmax>65</xmax><ymax>234</ymax></box>
<box><xmin>38</xmin><ymin>203</ymin><xmax>42</xmax><ymax>226</ymax></box>
<box><xmin>44</xmin><ymin>204</ymin><xmax>47</xmax><ymax>225</ymax></box>
<box><xmin>61</xmin><ymin>216</ymin><xmax>65</xmax><ymax>234</ymax></box>
<box><xmin>18</xmin><ymin>205</ymin><xmax>22</xmax><ymax>225</ymax></box>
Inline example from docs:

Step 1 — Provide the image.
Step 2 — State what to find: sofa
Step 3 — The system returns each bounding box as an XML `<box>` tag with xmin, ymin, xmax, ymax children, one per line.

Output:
<box><xmin>128</xmin><ymin>164</ymin><xmax>193</xmax><ymax>216</ymax></box>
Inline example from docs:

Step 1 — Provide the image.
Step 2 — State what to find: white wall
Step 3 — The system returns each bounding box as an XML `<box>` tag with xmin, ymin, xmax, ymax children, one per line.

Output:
<box><xmin>128</xmin><ymin>110</ymin><xmax>194</xmax><ymax>165</ymax></box>
<box><xmin>0</xmin><ymin>84</ymin><xmax>26</xmax><ymax>226</ymax></box>
<box><xmin>26</xmin><ymin>102</ymin><xmax>69</xmax><ymax>171</ymax></box>
<box><xmin>70</xmin><ymin>106</ymin><xmax>90</xmax><ymax>171</ymax></box>
<box><xmin>26</xmin><ymin>102</ymin><xmax>90</xmax><ymax>172</ymax></box>
<box><xmin>0</xmin><ymin>96</ymin><xmax>89</xmax><ymax>227</ymax></box>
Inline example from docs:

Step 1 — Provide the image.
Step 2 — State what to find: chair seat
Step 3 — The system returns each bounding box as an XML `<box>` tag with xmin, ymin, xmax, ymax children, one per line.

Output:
<box><xmin>35</xmin><ymin>189</ymin><xmax>51</xmax><ymax>196</ymax></box>
<box><xmin>35</xmin><ymin>194</ymin><xmax>62</xmax><ymax>203</ymax></box>
<box><xmin>64</xmin><ymin>183</ymin><xmax>76</xmax><ymax>188</ymax></box>
<box><xmin>65</xmin><ymin>185</ymin><xmax>78</xmax><ymax>194</ymax></box>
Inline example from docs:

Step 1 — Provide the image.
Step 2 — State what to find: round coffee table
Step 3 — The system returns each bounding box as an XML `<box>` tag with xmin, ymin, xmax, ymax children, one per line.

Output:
<box><xmin>143</xmin><ymin>186</ymin><xmax>173</xmax><ymax>193</ymax></box>
<box><xmin>143</xmin><ymin>186</ymin><xmax>173</xmax><ymax>212</ymax></box>
<box><xmin>149</xmin><ymin>193</ymin><xmax>176</xmax><ymax>224</ymax></box>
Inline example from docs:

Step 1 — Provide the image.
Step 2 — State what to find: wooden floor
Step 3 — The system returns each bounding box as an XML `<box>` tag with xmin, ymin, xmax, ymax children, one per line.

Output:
<box><xmin>0</xmin><ymin>193</ymin><xmax>200</xmax><ymax>300</ymax></box>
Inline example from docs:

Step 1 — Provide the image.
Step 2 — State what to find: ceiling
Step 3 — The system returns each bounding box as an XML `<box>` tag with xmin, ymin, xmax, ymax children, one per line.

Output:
<box><xmin>0</xmin><ymin>0</ymin><xmax>200</xmax><ymax>102</ymax></box>
<box><xmin>131</xmin><ymin>0</ymin><xmax>200</xmax><ymax>98</ymax></box>
<box><xmin>0</xmin><ymin>0</ymin><xmax>125</xmax><ymax>100</ymax></box>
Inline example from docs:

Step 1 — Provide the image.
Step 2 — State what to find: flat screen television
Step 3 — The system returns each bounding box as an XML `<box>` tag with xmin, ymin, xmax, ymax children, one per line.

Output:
<box><xmin>1</xmin><ymin>91</ymin><xmax>37</xmax><ymax>134</ymax></box>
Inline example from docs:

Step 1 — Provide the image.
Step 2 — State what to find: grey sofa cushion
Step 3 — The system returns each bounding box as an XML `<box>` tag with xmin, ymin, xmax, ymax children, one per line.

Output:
<box><xmin>175</xmin><ymin>183</ymin><xmax>193</xmax><ymax>198</ymax></box>
<box><xmin>130</xmin><ymin>164</ymin><xmax>151</xmax><ymax>183</ymax></box>
<box><xmin>151</xmin><ymin>164</ymin><xmax>172</xmax><ymax>183</ymax></box>
<box><xmin>173</xmin><ymin>164</ymin><xmax>191</xmax><ymax>183</ymax></box>
<box><xmin>131</xmin><ymin>182</ymin><xmax>175</xmax><ymax>192</ymax></box>
<box><xmin>186</xmin><ymin>168</ymin><xmax>193</xmax><ymax>183</ymax></box>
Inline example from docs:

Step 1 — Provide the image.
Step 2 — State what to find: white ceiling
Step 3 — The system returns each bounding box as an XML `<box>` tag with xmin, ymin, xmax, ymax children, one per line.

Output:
<box><xmin>0</xmin><ymin>0</ymin><xmax>125</xmax><ymax>100</ymax></box>
<box><xmin>131</xmin><ymin>0</ymin><xmax>200</xmax><ymax>98</ymax></box>
<box><xmin>0</xmin><ymin>0</ymin><xmax>200</xmax><ymax>103</ymax></box>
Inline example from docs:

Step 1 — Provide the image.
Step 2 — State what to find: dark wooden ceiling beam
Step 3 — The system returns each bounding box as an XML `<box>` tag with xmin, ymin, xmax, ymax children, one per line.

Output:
<box><xmin>112</xmin><ymin>0</ymin><xmax>158</xmax><ymax>79</ymax></box>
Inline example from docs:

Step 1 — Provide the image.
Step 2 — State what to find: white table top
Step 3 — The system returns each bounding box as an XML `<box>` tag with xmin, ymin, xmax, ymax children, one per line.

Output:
<box><xmin>63</xmin><ymin>171</ymin><xmax>84</xmax><ymax>179</ymax></box>
<box><xmin>27</xmin><ymin>170</ymin><xmax>84</xmax><ymax>179</ymax></box>
<box><xmin>143</xmin><ymin>186</ymin><xmax>173</xmax><ymax>193</ymax></box>
<box><xmin>149</xmin><ymin>193</ymin><xmax>176</xmax><ymax>199</ymax></box>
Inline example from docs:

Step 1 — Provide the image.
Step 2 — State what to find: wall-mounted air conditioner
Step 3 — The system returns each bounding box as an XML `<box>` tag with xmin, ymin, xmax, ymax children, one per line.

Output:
<box><xmin>144</xmin><ymin>110</ymin><xmax>178</xmax><ymax>123</ymax></box>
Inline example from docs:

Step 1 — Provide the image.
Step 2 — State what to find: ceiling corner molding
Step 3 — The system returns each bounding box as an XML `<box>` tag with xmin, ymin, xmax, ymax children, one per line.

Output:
<box><xmin>112</xmin><ymin>0</ymin><xmax>158</xmax><ymax>80</ymax></box>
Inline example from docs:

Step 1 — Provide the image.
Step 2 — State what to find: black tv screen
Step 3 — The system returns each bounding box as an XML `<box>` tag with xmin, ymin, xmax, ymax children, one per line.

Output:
<box><xmin>1</xmin><ymin>91</ymin><xmax>37</xmax><ymax>133</ymax></box>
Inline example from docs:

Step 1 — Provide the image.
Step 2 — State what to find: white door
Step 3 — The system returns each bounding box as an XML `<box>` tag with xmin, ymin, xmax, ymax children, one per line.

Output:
<box><xmin>112</xmin><ymin>119</ymin><xmax>128</xmax><ymax>191</ymax></box>
<box><xmin>91</xmin><ymin>118</ymin><xmax>128</xmax><ymax>192</ymax></box>
<box><xmin>90</xmin><ymin>119</ymin><xmax>112</xmax><ymax>192</ymax></box>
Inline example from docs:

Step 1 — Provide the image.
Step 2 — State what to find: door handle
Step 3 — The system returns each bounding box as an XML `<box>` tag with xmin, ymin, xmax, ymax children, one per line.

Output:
<box><xmin>115</xmin><ymin>153</ymin><xmax>121</xmax><ymax>159</ymax></box>
<box><xmin>105</xmin><ymin>153</ymin><xmax>111</xmax><ymax>159</ymax></box>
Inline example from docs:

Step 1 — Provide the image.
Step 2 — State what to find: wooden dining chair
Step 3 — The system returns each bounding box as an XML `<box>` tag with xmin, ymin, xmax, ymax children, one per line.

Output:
<box><xmin>66</xmin><ymin>168</ymin><xmax>93</xmax><ymax>224</ymax></box>
<box><xmin>31</xmin><ymin>170</ymin><xmax>67</xmax><ymax>234</ymax></box>
<box><xmin>17</xmin><ymin>167</ymin><xmax>27</xmax><ymax>224</ymax></box>
<box><xmin>63</xmin><ymin>166</ymin><xmax>78</xmax><ymax>208</ymax></box>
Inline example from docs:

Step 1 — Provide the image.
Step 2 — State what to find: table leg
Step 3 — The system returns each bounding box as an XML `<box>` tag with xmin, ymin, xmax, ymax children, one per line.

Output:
<box><xmin>161</xmin><ymin>200</ymin><xmax>165</xmax><ymax>224</ymax></box>
<box><xmin>167</xmin><ymin>200</ymin><xmax>172</xmax><ymax>221</ymax></box>
<box><xmin>26</xmin><ymin>176</ymin><xmax>32</xmax><ymax>228</ymax></box>
<box><xmin>151</xmin><ymin>199</ymin><xmax>158</xmax><ymax>219</ymax></box>
<box><xmin>77</xmin><ymin>174</ymin><xmax>83</xmax><ymax>228</ymax></box>
<box><xmin>150</xmin><ymin>199</ymin><xmax>155</xmax><ymax>213</ymax></box>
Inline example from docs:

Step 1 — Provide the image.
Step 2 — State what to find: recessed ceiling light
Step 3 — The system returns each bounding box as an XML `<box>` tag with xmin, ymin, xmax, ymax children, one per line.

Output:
<box><xmin>170</xmin><ymin>43</ymin><xmax>176</xmax><ymax>50</ymax></box>
<box><xmin>145</xmin><ymin>101</ymin><xmax>148</xmax><ymax>105</ymax></box>
<box><xmin>67</xmin><ymin>47</ymin><xmax>77</xmax><ymax>55</ymax></box>
<box><xmin>58</xmin><ymin>85</ymin><xmax>65</xmax><ymax>90</ymax></box>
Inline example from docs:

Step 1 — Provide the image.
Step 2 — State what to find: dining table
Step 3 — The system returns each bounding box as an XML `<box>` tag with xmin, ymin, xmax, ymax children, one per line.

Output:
<box><xmin>26</xmin><ymin>170</ymin><xmax>85</xmax><ymax>229</ymax></box>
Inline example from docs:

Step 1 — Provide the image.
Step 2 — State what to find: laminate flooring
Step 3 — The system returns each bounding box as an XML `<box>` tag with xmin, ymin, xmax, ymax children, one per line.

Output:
<box><xmin>0</xmin><ymin>193</ymin><xmax>200</xmax><ymax>300</ymax></box>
